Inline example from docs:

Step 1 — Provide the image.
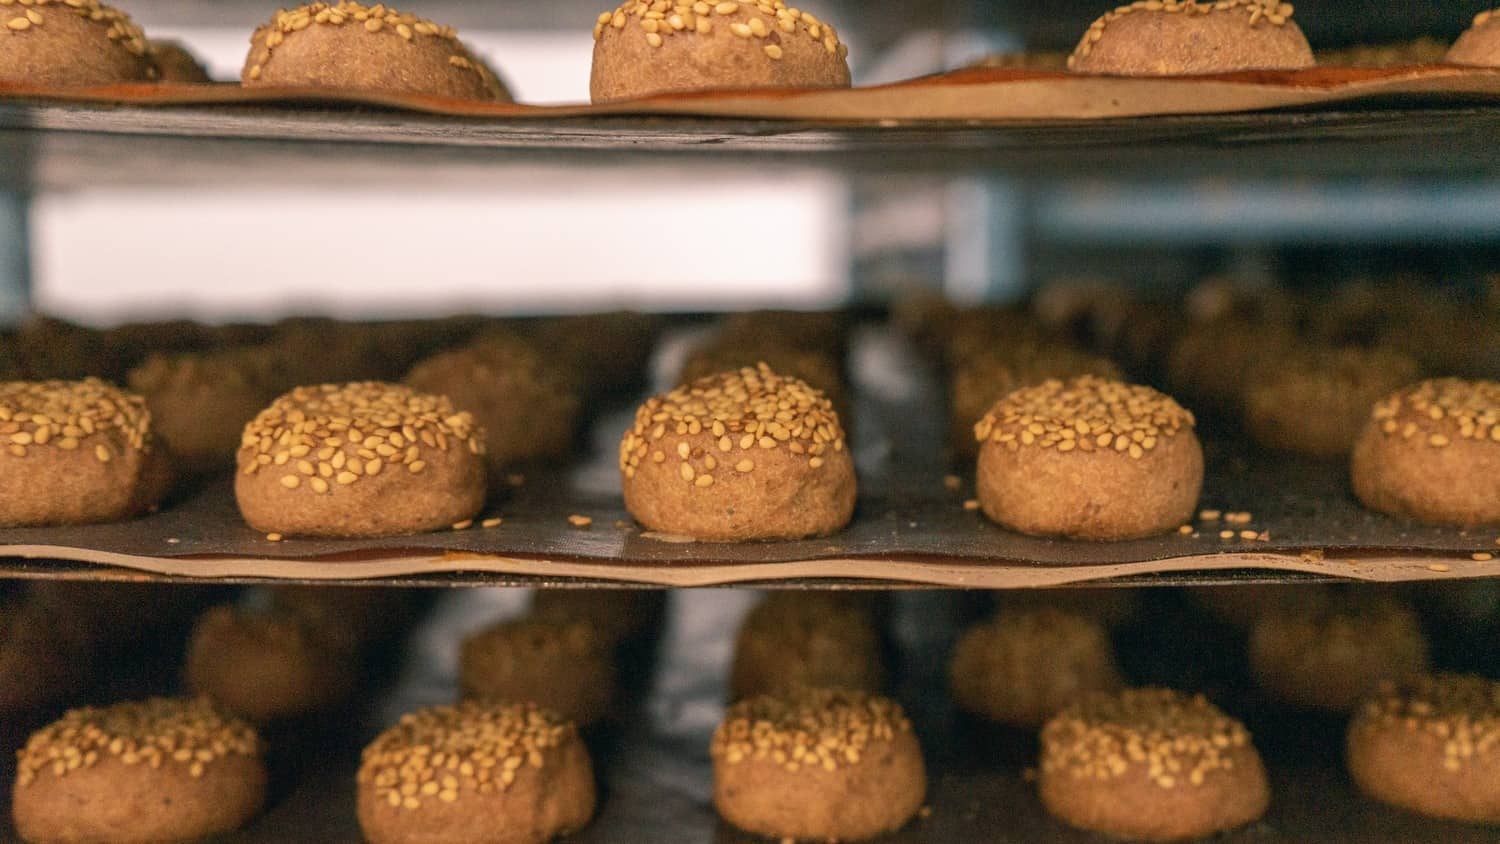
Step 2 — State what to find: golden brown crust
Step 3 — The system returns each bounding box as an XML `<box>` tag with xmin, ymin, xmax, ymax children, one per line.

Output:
<box><xmin>404</xmin><ymin>332</ymin><xmax>582</xmax><ymax>472</ymax></box>
<box><xmin>1348</xmin><ymin>673</ymin><xmax>1500</xmax><ymax>823</ymax></box>
<box><xmin>0</xmin><ymin>379</ymin><xmax>169</xmax><ymax>527</ymax></box>
<box><xmin>620</xmin><ymin>364</ymin><xmax>855</xmax><ymax>541</ymax></box>
<box><xmin>150</xmin><ymin>39</ymin><xmax>212</xmax><ymax>83</ymax></box>
<box><xmin>234</xmin><ymin>381</ymin><xmax>486</xmax><ymax>537</ymax></box>
<box><xmin>1249</xmin><ymin>594</ymin><xmax>1428</xmax><ymax>712</ymax></box>
<box><xmin>711</xmin><ymin>688</ymin><xmax>925</xmax><ymax>841</ymax></box>
<box><xmin>1447</xmin><ymin>9</ymin><xmax>1500</xmax><ymax>67</ymax></box>
<box><xmin>357</xmin><ymin>701</ymin><xmax>596</xmax><ymax>844</ymax></box>
<box><xmin>185</xmin><ymin>604</ymin><xmax>357</xmax><ymax>722</ymax></box>
<box><xmin>1351</xmin><ymin>378</ymin><xmax>1500</xmax><ymax>527</ymax></box>
<box><xmin>13</xmin><ymin>697</ymin><xmax>265</xmax><ymax>843</ymax></box>
<box><xmin>1069</xmin><ymin>0</ymin><xmax>1314</xmax><ymax>75</ymax></box>
<box><xmin>729</xmin><ymin>592</ymin><xmax>884</xmax><ymax>700</ymax></box>
<box><xmin>1242</xmin><ymin>346</ymin><xmax>1420</xmax><ymax>458</ymax></box>
<box><xmin>975</xmin><ymin>377</ymin><xmax>1202</xmax><ymax>540</ymax></box>
<box><xmin>1039</xmin><ymin>688</ymin><xmax>1268</xmax><ymax>842</ymax></box>
<box><xmin>590</xmin><ymin>0</ymin><xmax>850</xmax><ymax>103</ymax></box>
<box><xmin>459</xmin><ymin>619</ymin><xmax>617</xmax><ymax>727</ymax></box>
<box><xmin>949</xmin><ymin>608</ymin><xmax>1122</xmax><ymax>728</ymax></box>
<box><xmin>0</xmin><ymin>0</ymin><xmax>154</xmax><ymax>87</ymax></box>
<box><xmin>242</xmin><ymin>2</ymin><xmax>509</xmax><ymax>101</ymax></box>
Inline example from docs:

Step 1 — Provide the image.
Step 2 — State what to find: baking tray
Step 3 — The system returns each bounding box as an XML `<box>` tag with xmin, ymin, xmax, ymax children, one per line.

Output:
<box><xmin>5</xmin><ymin>66</ymin><xmax>1500</xmax><ymax>121</ymax></box>
<box><xmin>3</xmin><ymin>586</ymin><xmax>1499</xmax><ymax>842</ymax></box>
<box><xmin>1</xmin><ymin>330</ymin><xmax>1497</xmax><ymax>589</ymax></box>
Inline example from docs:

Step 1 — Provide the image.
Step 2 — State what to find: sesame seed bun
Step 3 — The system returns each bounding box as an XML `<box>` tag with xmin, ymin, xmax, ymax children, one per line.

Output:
<box><xmin>356</xmin><ymin>702</ymin><xmax>596</xmax><ymax>844</ymax></box>
<box><xmin>459</xmin><ymin>618</ymin><xmax>617</xmax><ymax>728</ymax></box>
<box><xmin>949</xmin><ymin>608</ymin><xmax>1122</xmax><ymax>728</ymax></box>
<box><xmin>0</xmin><ymin>379</ymin><xmax>171</xmax><ymax>527</ymax></box>
<box><xmin>1248</xmin><ymin>593</ymin><xmax>1429</xmax><ymax>712</ymax></box>
<box><xmin>241</xmin><ymin>2</ymin><xmax>510</xmax><ymax>101</ymax></box>
<box><xmin>949</xmin><ymin>344</ymin><xmax>1122</xmax><ymax>459</ymax></box>
<box><xmin>1447</xmin><ymin>9</ymin><xmax>1500</xmax><ymax>67</ymax></box>
<box><xmin>233</xmin><ymin>382</ymin><xmax>487</xmax><ymax>538</ymax></box>
<box><xmin>1038</xmin><ymin>688</ymin><xmax>1269</xmax><ymax>842</ymax></box>
<box><xmin>711</xmin><ymin>688</ymin><xmax>926</xmax><ymax>841</ymax></box>
<box><xmin>185</xmin><ymin>604</ymin><xmax>357</xmax><ymax>722</ymax></box>
<box><xmin>974</xmin><ymin>377</ymin><xmax>1202</xmax><ymax>541</ymax></box>
<box><xmin>1348</xmin><ymin>674</ymin><xmax>1500</xmax><ymax>823</ymax></box>
<box><xmin>619</xmin><ymin>364</ymin><xmax>856</xmax><ymax>541</ymax></box>
<box><xmin>0</xmin><ymin>0</ymin><xmax>155</xmax><ymax>87</ymax></box>
<box><xmin>150</xmin><ymin>39</ymin><xmax>212</xmax><ymax>83</ymax></box>
<box><xmin>404</xmin><ymin>331</ymin><xmax>583</xmax><ymax>474</ymax></box>
<box><xmin>1351</xmin><ymin>378</ymin><xmax>1500</xmax><ymax>528</ymax></box>
<box><xmin>590</xmin><ymin>0</ymin><xmax>850</xmax><ymax>103</ymax></box>
<box><xmin>729</xmin><ymin>592</ymin><xmax>884</xmax><ymax>701</ymax></box>
<box><xmin>1069</xmin><ymin>0</ymin><xmax>1315</xmax><ymax>76</ymax></box>
<box><xmin>1242</xmin><ymin>345</ymin><xmax>1421</xmax><ymax>458</ymax></box>
<box><xmin>12</xmin><ymin>698</ymin><xmax>266</xmax><ymax>843</ymax></box>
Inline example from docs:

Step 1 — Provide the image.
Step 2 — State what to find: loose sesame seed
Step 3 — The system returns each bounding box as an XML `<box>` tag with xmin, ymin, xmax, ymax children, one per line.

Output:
<box><xmin>963</xmin><ymin>499</ymin><xmax>980</xmax><ymax>511</ymax></box>
<box><xmin>568</xmin><ymin>515</ymin><xmax>593</xmax><ymax>527</ymax></box>
<box><xmin>452</xmin><ymin>519</ymin><xmax>473</xmax><ymax>530</ymax></box>
<box><xmin>1474</xmin><ymin>553</ymin><xmax>1494</xmax><ymax>562</ymax></box>
<box><xmin>1178</xmin><ymin>525</ymin><xmax>1193</xmax><ymax>534</ymax></box>
<box><xmin>1219</xmin><ymin>530</ymin><xmax>1235</xmax><ymax>539</ymax></box>
<box><xmin>1428</xmin><ymin>563</ymin><xmax>1452</xmax><ymax>572</ymax></box>
<box><xmin>481</xmin><ymin>517</ymin><xmax>503</xmax><ymax>528</ymax></box>
<box><xmin>266</xmin><ymin>532</ymin><xmax>283</xmax><ymax>542</ymax></box>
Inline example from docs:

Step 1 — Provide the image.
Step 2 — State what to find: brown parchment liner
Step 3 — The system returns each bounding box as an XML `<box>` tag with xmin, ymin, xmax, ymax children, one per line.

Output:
<box><xmin>2</xmin><ymin>65</ymin><xmax>1500</xmax><ymax>121</ymax></box>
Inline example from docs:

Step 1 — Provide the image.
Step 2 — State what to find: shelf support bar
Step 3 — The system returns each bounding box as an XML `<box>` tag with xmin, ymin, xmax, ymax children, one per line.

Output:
<box><xmin>0</xmin><ymin>191</ymin><xmax>29</xmax><ymax>324</ymax></box>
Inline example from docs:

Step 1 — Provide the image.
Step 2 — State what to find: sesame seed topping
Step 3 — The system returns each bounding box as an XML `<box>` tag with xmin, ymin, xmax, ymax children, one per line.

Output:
<box><xmin>15</xmin><ymin>697</ymin><xmax>260</xmax><ymax>788</ymax></box>
<box><xmin>1041</xmin><ymin>688</ymin><xmax>1251</xmax><ymax>789</ymax></box>
<box><xmin>0</xmin><ymin>379</ymin><xmax>154</xmax><ymax>463</ymax></box>
<box><xmin>238</xmin><ymin>382</ymin><xmax>481</xmax><ymax>491</ymax></box>
<box><xmin>712</xmin><ymin>688</ymin><xmax>911</xmax><ymax>774</ymax></box>
<box><xmin>1355</xmin><ymin>674</ymin><xmax>1500</xmax><ymax>771</ymax></box>
<box><xmin>1069</xmin><ymin>0</ymin><xmax>1297</xmax><ymax>68</ymax></box>
<box><xmin>975</xmin><ymin>376</ymin><xmax>1193</xmax><ymax>459</ymax></box>
<box><xmin>252</xmin><ymin>3</ymin><xmax>483</xmax><ymax>82</ymax></box>
<box><xmin>620</xmin><ymin>364</ymin><xmax>844</xmax><ymax>480</ymax></box>
<box><xmin>358</xmin><ymin>701</ymin><xmax>577</xmax><ymax>811</ymax></box>
<box><xmin>1370</xmin><ymin>379</ymin><xmax>1500</xmax><ymax>449</ymax></box>
<box><xmin>0</xmin><ymin>0</ymin><xmax>150</xmax><ymax>57</ymax></box>
<box><xmin>592</xmin><ymin>0</ymin><xmax>844</xmax><ymax>56</ymax></box>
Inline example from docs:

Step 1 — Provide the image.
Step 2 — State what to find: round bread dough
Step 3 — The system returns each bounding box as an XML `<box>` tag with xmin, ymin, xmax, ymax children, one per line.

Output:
<box><xmin>950</xmin><ymin>608</ymin><xmax>1123</xmax><ymax>728</ymax></box>
<box><xmin>357</xmin><ymin>701</ymin><xmax>596</xmax><ymax>844</ymax></box>
<box><xmin>729</xmin><ymin>592</ymin><xmax>884</xmax><ymax>700</ymax></box>
<box><xmin>1069</xmin><ymin>0</ymin><xmax>1315</xmax><ymax>75</ymax></box>
<box><xmin>234</xmin><ymin>381</ymin><xmax>486</xmax><ymax>537</ymax></box>
<box><xmin>128</xmin><ymin>347</ymin><xmax>283</xmax><ymax>474</ymax></box>
<box><xmin>1039</xmin><ymin>688</ymin><xmax>1269</xmax><ymax>842</ymax></box>
<box><xmin>712</xmin><ymin>688</ymin><xmax>926</xmax><ymax>841</ymax></box>
<box><xmin>0</xmin><ymin>0</ymin><xmax>154</xmax><ymax>87</ymax></box>
<box><xmin>949</xmin><ymin>344</ymin><xmax>1122</xmax><ymax>458</ymax></box>
<box><xmin>975</xmin><ymin>376</ymin><xmax>1202</xmax><ymax>540</ymax></box>
<box><xmin>242</xmin><ymin>2</ymin><xmax>509</xmax><ymax>101</ymax></box>
<box><xmin>1167</xmin><ymin>317</ymin><xmax>1298</xmax><ymax>412</ymax></box>
<box><xmin>0</xmin><ymin>597</ymin><xmax>93</xmax><ymax>715</ymax></box>
<box><xmin>1348</xmin><ymin>673</ymin><xmax>1500</xmax><ymax>823</ymax></box>
<box><xmin>590</xmin><ymin>0</ymin><xmax>850</xmax><ymax>103</ymax></box>
<box><xmin>185</xmin><ymin>603</ymin><xmax>357</xmax><ymax>722</ymax></box>
<box><xmin>1351</xmin><ymin>378</ymin><xmax>1500</xmax><ymax>527</ymax></box>
<box><xmin>620</xmin><ymin>363</ymin><xmax>855</xmax><ymax>541</ymax></box>
<box><xmin>1249</xmin><ymin>593</ymin><xmax>1428</xmax><ymax>711</ymax></box>
<box><xmin>459</xmin><ymin>618</ymin><xmax>617</xmax><ymax>727</ymax></box>
<box><xmin>150</xmin><ymin>39</ymin><xmax>212</xmax><ymax>82</ymax></box>
<box><xmin>404</xmin><ymin>331</ymin><xmax>583</xmax><ymax>472</ymax></box>
<box><xmin>12</xmin><ymin>697</ymin><xmax>266</xmax><ymax>843</ymax></box>
<box><xmin>1447</xmin><ymin>9</ymin><xmax>1500</xmax><ymax>67</ymax></box>
<box><xmin>0</xmin><ymin>379</ymin><xmax>171</xmax><ymax>527</ymax></box>
<box><xmin>1244</xmin><ymin>346</ymin><xmax>1420</xmax><ymax>458</ymax></box>
<box><xmin>528</xmin><ymin>589</ymin><xmax>663</xmax><ymax>648</ymax></box>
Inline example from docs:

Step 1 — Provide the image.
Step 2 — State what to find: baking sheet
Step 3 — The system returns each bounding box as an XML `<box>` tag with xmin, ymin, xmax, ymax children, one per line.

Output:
<box><xmin>5</xmin><ymin>586</ymin><xmax>1500</xmax><ymax>842</ymax></box>
<box><xmin>1</xmin><ymin>330</ymin><xmax>1497</xmax><ymax>588</ymax></box>
<box><xmin>4</xmin><ymin>65</ymin><xmax>1500</xmax><ymax>121</ymax></box>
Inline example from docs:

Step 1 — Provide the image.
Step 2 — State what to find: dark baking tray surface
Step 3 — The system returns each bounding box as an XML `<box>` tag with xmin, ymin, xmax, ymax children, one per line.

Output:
<box><xmin>1</xmin><ymin>331</ymin><xmax>1496</xmax><ymax>588</ymax></box>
